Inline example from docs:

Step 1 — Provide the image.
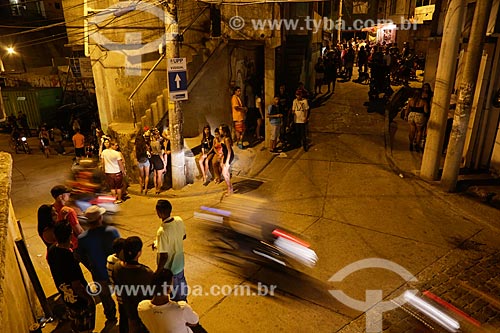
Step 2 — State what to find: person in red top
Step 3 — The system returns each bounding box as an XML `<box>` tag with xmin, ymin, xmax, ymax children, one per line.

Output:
<box><xmin>72</xmin><ymin>129</ymin><xmax>85</xmax><ymax>164</ymax></box>
<box><xmin>51</xmin><ymin>185</ymin><xmax>84</xmax><ymax>249</ymax></box>
<box><xmin>231</xmin><ymin>86</ymin><xmax>247</xmax><ymax>150</ymax></box>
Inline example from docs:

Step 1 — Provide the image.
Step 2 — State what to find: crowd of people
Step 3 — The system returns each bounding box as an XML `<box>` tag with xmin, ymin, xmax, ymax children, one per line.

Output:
<box><xmin>312</xmin><ymin>39</ymin><xmax>421</xmax><ymax>102</ymax></box>
<box><xmin>38</xmin><ymin>190</ymin><xmax>201</xmax><ymax>333</ymax></box>
<box><xmin>132</xmin><ymin>128</ymin><xmax>171</xmax><ymax>195</ymax></box>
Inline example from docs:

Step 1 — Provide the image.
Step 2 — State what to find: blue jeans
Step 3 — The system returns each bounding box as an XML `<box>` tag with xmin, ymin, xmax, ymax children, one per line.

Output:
<box><xmin>171</xmin><ymin>270</ymin><xmax>188</xmax><ymax>301</ymax></box>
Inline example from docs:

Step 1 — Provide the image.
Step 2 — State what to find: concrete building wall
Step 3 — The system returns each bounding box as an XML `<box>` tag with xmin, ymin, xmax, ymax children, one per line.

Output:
<box><xmin>222</xmin><ymin>3</ymin><xmax>280</xmax><ymax>40</ymax></box>
<box><xmin>0</xmin><ymin>153</ymin><xmax>43</xmax><ymax>332</ymax></box>
<box><xmin>62</xmin><ymin>0</ymin><xmax>167</xmax><ymax>131</ymax></box>
<box><xmin>182</xmin><ymin>45</ymin><xmax>231</xmax><ymax>138</ymax></box>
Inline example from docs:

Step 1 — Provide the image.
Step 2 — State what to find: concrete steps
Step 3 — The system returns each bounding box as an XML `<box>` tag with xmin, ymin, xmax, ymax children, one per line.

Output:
<box><xmin>457</xmin><ymin>173</ymin><xmax>500</xmax><ymax>208</ymax></box>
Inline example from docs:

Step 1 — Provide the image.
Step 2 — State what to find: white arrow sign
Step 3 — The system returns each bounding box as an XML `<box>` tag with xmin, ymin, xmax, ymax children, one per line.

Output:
<box><xmin>175</xmin><ymin>74</ymin><xmax>181</xmax><ymax>89</ymax></box>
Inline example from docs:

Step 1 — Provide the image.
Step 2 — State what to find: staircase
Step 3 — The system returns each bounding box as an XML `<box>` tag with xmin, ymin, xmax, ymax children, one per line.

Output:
<box><xmin>137</xmin><ymin>38</ymin><xmax>225</xmax><ymax>132</ymax></box>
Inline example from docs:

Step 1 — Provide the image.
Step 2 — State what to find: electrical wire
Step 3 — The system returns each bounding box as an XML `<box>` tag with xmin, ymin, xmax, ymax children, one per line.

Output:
<box><xmin>3</xmin><ymin>0</ymin><xmax>212</xmax><ymax>50</ymax></box>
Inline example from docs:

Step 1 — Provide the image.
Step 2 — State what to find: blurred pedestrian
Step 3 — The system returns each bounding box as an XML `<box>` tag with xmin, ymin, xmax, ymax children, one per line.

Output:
<box><xmin>77</xmin><ymin>205</ymin><xmax>120</xmax><ymax>326</ymax></box>
<box><xmin>155</xmin><ymin>199</ymin><xmax>188</xmax><ymax>301</ymax></box>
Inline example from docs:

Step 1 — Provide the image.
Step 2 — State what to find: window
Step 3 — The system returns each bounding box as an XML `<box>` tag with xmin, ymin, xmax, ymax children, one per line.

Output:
<box><xmin>416</xmin><ymin>0</ymin><xmax>434</xmax><ymax>7</ymax></box>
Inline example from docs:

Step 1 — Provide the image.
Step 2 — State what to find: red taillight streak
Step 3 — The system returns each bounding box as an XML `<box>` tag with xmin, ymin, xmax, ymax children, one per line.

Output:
<box><xmin>422</xmin><ymin>290</ymin><xmax>481</xmax><ymax>328</ymax></box>
<box><xmin>272</xmin><ymin>229</ymin><xmax>310</xmax><ymax>247</ymax></box>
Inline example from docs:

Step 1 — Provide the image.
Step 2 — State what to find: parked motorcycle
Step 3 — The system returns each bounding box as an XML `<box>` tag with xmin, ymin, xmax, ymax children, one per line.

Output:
<box><xmin>11</xmin><ymin>136</ymin><xmax>32</xmax><ymax>154</ymax></box>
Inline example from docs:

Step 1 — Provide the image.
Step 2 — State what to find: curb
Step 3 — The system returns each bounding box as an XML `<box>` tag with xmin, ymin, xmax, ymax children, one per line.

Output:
<box><xmin>127</xmin><ymin>148</ymin><xmax>277</xmax><ymax>199</ymax></box>
<box><xmin>383</xmin><ymin>106</ymin><xmax>500</xmax><ymax>231</ymax></box>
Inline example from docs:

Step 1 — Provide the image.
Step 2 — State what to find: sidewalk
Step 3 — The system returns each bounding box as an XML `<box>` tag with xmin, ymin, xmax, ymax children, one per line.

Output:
<box><xmin>385</xmin><ymin>91</ymin><xmax>500</xmax><ymax>210</ymax></box>
<box><xmin>127</xmin><ymin>138</ymin><xmax>276</xmax><ymax>198</ymax></box>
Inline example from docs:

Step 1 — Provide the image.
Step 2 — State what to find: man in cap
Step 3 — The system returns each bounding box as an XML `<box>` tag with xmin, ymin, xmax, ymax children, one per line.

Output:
<box><xmin>77</xmin><ymin>205</ymin><xmax>120</xmax><ymax>325</ymax></box>
<box><xmin>50</xmin><ymin>185</ymin><xmax>84</xmax><ymax>249</ymax></box>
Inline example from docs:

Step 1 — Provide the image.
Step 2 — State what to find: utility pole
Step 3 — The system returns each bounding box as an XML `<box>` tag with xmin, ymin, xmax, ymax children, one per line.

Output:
<box><xmin>166</xmin><ymin>0</ymin><xmax>186</xmax><ymax>189</ymax></box>
<box><xmin>441</xmin><ymin>0</ymin><xmax>493</xmax><ymax>191</ymax></box>
<box><xmin>420</xmin><ymin>0</ymin><xmax>465</xmax><ymax>180</ymax></box>
<box><xmin>337</xmin><ymin>0</ymin><xmax>343</xmax><ymax>42</ymax></box>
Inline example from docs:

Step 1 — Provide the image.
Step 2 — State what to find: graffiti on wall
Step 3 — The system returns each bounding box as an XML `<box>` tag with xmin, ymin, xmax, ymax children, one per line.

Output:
<box><xmin>4</xmin><ymin>75</ymin><xmax>61</xmax><ymax>88</ymax></box>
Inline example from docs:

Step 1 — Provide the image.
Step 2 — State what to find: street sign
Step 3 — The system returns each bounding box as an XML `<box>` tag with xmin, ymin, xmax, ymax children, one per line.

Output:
<box><xmin>167</xmin><ymin>57</ymin><xmax>188</xmax><ymax>101</ymax></box>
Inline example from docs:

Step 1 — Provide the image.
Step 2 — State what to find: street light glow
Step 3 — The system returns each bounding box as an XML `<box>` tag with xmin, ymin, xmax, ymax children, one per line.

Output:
<box><xmin>6</xmin><ymin>47</ymin><xmax>15</xmax><ymax>54</ymax></box>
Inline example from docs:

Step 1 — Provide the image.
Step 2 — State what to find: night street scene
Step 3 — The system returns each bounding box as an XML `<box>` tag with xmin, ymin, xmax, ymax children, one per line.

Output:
<box><xmin>2</xmin><ymin>0</ymin><xmax>500</xmax><ymax>332</ymax></box>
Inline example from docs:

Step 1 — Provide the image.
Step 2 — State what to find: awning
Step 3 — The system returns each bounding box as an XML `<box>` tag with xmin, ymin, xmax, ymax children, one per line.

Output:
<box><xmin>361</xmin><ymin>23</ymin><xmax>397</xmax><ymax>32</ymax></box>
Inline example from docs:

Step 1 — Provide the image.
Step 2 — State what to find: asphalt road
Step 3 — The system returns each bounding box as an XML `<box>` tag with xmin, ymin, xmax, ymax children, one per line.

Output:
<box><xmin>3</xmin><ymin>79</ymin><xmax>500</xmax><ymax>333</ymax></box>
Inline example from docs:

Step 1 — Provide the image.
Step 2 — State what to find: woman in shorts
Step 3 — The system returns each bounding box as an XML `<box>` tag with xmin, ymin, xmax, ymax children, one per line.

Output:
<box><xmin>149</xmin><ymin>129</ymin><xmax>166</xmax><ymax>194</ymax></box>
<box><xmin>135</xmin><ymin>131</ymin><xmax>151</xmax><ymax>194</ymax></box>
<box><xmin>199</xmin><ymin>125</ymin><xmax>215</xmax><ymax>184</ymax></box>
<box><xmin>404</xmin><ymin>89</ymin><xmax>429</xmax><ymax>152</ymax></box>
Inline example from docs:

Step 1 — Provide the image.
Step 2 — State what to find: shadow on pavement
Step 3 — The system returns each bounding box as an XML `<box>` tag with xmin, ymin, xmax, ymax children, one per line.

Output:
<box><xmin>233</xmin><ymin>179</ymin><xmax>264</xmax><ymax>195</ymax></box>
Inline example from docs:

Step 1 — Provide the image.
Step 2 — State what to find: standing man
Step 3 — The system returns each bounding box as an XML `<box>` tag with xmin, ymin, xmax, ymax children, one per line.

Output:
<box><xmin>47</xmin><ymin>222</ymin><xmax>96</xmax><ymax>333</ymax></box>
<box><xmin>51</xmin><ymin>185</ymin><xmax>84</xmax><ymax>249</ymax></box>
<box><xmin>72</xmin><ymin>128</ymin><xmax>85</xmax><ymax>164</ymax></box>
<box><xmin>292</xmin><ymin>90</ymin><xmax>310</xmax><ymax>152</ymax></box>
<box><xmin>267</xmin><ymin>96</ymin><xmax>283</xmax><ymax>153</ymax></box>
<box><xmin>51</xmin><ymin>125</ymin><xmax>65</xmax><ymax>154</ymax></box>
<box><xmin>77</xmin><ymin>205</ymin><xmax>120</xmax><ymax>326</ymax></box>
<box><xmin>138</xmin><ymin>269</ymin><xmax>200</xmax><ymax>333</ymax></box>
<box><xmin>231</xmin><ymin>86</ymin><xmax>247</xmax><ymax>149</ymax></box>
<box><xmin>17</xmin><ymin>111</ymin><xmax>30</xmax><ymax>137</ymax></box>
<box><xmin>154</xmin><ymin>199</ymin><xmax>188</xmax><ymax>301</ymax></box>
<box><xmin>101</xmin><ymin>141</ymin><xmax>126</xmax><ymax>204</ymax></box>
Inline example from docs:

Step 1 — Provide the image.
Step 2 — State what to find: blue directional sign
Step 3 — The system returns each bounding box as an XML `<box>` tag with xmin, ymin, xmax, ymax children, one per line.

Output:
<box><xmin>167</xmin><ymin>58</ymin><xmax>188</xmax><ymax>101</ymax></box>
<box><xmin>168</xmin><ymin>71</ymin><xmax>187</xmax><ymax>92</ymax></box>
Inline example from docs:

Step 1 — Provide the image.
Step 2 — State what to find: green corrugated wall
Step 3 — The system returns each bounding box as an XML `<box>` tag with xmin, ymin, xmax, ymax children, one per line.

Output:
<box><xmin>1</xmin><ymin>88</ymin><xmax>62</xmax><ymax>129</ymax></box>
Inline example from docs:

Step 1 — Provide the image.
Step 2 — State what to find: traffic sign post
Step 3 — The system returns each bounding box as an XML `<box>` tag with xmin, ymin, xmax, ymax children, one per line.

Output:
<box><xmin>167</xmin><ymin>57</ymin><xmax>188</xmax><ymax>101</ymax></box>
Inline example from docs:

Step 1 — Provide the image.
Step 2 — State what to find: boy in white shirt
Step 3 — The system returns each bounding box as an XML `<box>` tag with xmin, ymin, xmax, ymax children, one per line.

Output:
<box><xmin>292</xmin><ymin>90</ymin><xmax>310</xmax><ymax>151</ymax></box>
